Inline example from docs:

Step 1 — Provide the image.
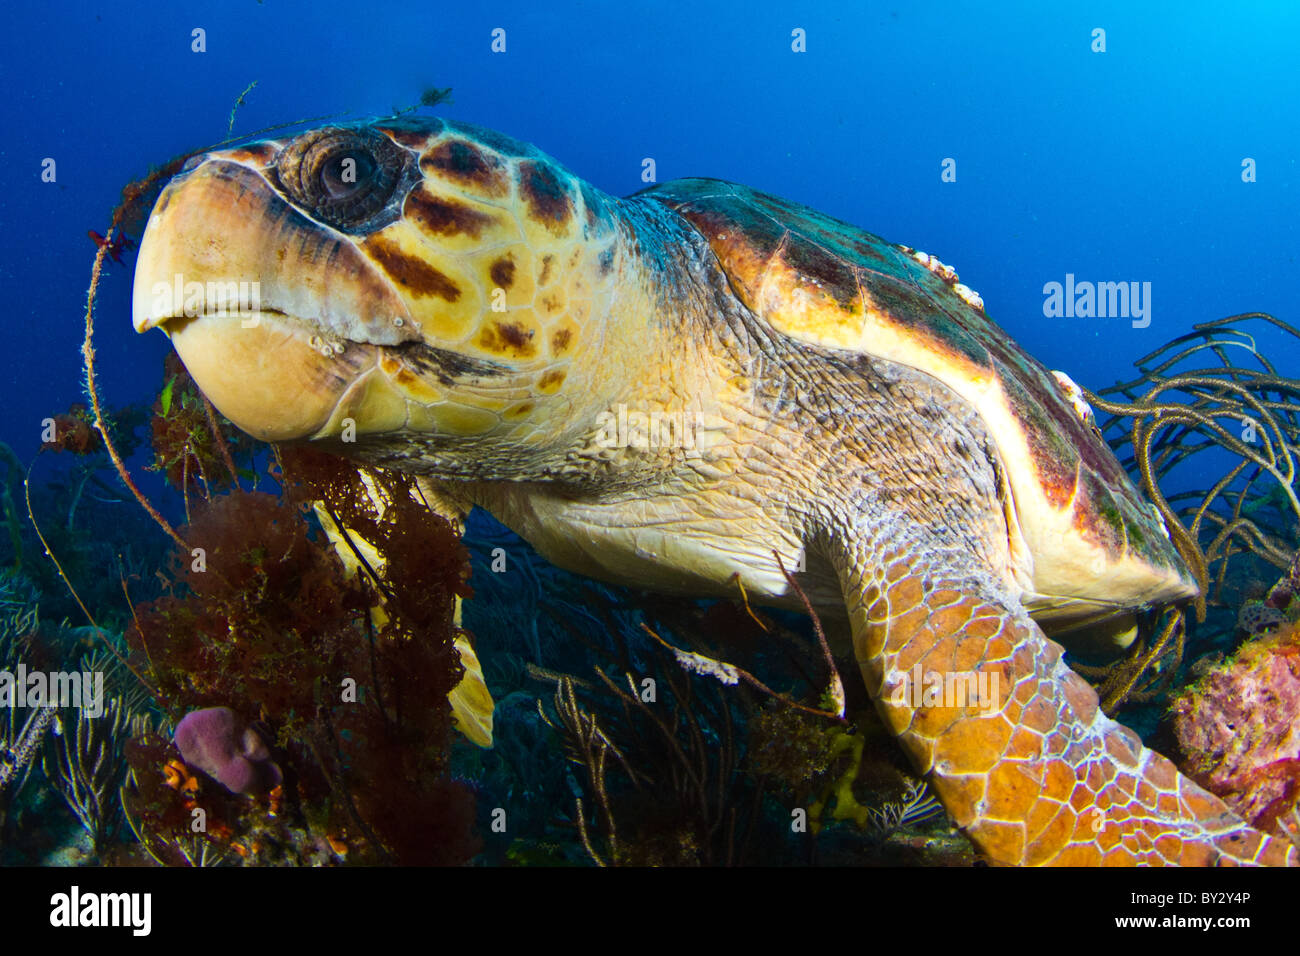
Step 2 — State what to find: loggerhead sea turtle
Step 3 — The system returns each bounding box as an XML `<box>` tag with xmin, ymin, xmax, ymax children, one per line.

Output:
<box><xmin>131</xmin><ymin>117</ymin><xmax>1296</xmax><ymax>866</ymax></box>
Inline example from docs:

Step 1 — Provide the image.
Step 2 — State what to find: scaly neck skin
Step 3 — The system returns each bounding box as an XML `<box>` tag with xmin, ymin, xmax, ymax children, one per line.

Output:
<box><xmin>462</xmin><ymin>205</ymin><xmax>1015</xmax><ymax>605</ymax></box>
<box><xmin>458</xmin><ymin>199</ymin><xmax>845</xmax><ymax>607</ymax></box>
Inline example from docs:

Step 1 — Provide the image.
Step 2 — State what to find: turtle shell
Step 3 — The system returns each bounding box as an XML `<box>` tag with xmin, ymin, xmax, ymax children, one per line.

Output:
<box><xmin>642</xmin><ymin>179</ymin><xmax>1196</xmax><ymax>624</ymax></box>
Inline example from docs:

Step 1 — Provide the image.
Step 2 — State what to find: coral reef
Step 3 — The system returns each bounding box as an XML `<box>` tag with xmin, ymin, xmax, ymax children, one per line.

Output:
<box><xmin>1170</xmin><ymin>621</ymin><xmax>1300</xmax><ymax>840</ymax></box>
<box><xmin>2</xmin><ymin>574</ymin><xmax>61</xmax><ymax>830</ymax></box>
<box><xmin>41</xmin><ymin>698</ymin><xmax>150</xmax><ymax>853</ymax></box>
<box><xmin>1236</xmin><ymin>551</ymin><xmax>1300</xmax><ymax>638</ymax></box>
<box><xmin>483</xmin><ymin>558</ymin><xmax>960</xmax><ymax>866</ymax></box>
<box><xmin>1</xmin><ymin>578</ymin><xmax>54</xmax><ymax>829</ymax></box>
<box><xmin>1</xmin><ymin>569</ymin><xmax>158</xmax><ymax>862</ymax></box>
<box><xmin>7</xmin><ymin>321</ymin><xmax>487</xmax><ymax>866</ymax></box>
<box><xmin>120</xmin><ymin>732</ymin><xmax>322</xmax><ymax>867</ymax></box>
<box><xmin>120</xmin><ymin>448</ymin><xmax>478</xmax><ymax>865</ymax></box>
<box><xmin>534</xmin><ymin>616</ymin><xmax>756</xmax><ymax>866</ymax></box>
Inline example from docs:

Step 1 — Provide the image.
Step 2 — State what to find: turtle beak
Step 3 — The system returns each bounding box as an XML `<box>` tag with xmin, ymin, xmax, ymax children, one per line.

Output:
<box><xmin>131</xmin><ymin>159</ymin><xmax>422</xmax><ymax>442</ymax></box>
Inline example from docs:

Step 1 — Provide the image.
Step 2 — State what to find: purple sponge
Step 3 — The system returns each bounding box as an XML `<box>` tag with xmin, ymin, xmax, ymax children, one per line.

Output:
<box><xmin>174</xmin><ymin>707</ymin><xmax>282</xmax><ymax>795</ymax></box>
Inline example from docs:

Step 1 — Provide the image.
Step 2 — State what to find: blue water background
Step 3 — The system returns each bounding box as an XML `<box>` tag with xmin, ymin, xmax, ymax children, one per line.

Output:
<box><xmin>1</xmin><ymin>0</ymin><xmax>1296</xmax><ymax>470</ymax></box>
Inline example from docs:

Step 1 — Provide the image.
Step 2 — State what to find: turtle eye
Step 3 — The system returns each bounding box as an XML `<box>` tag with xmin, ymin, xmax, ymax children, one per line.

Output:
<box><xmin>273</xmin><ymin>127</ymin><xmax>410</xmax><ymax>232</ymax></box>
<box><xmin>319</xmin><ymin>150</ymin><xmax>376</xmax><ymax>200</ymax></box>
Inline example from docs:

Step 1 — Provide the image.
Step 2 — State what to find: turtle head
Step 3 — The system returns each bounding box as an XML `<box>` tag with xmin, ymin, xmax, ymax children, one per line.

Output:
<box><xmin>133</xmin><ymin>117</ymin><xmax>641</xmax><ymax>476</ymax></box>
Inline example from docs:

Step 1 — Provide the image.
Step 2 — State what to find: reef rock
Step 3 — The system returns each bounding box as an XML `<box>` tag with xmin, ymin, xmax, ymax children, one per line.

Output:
<box><xmin>1170</xmin><ymin>624</ymin><xmax>1300</xmax><ymax>839</ymax></box>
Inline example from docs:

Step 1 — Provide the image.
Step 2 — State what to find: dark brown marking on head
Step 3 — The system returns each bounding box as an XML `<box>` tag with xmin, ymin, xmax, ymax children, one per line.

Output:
<box><xmin>537</xmin><ymin>368</ymin><xmax>566</xmax><ymax>391</ymax></box>
<box><xmin>540</xmin><ymin>293</ymin><xmax>562</xmax><ymax>314</ymax></box>
<box><xmin>518</xmin><ymin>161</ymin><xmax>573</xmax><ymax>233</ymax></box>
<box><xmin>478</xmin><ymin>320</ymin><xmax>537</xmax><ymax>358</ymax></box>
<box><xmin>551</xmin><ymin>327</ymin><xmax>573</xmax><ymax>355</ymax></box>
<box><xmin>405</xmin><ymin>186</ymin><xmax>497</xmax><ymax>238</ymax></box>
<box><xmin>393</xmin><ymin>342</ymin><xmax>512</xmax><ymax>383</ymax></box>
<box><xmin>499</xmin><ymin>322</ymin><xmax>532</xmax><ymax>349</ymax></box>
<box><xmin>364</xmin><ymin>235</ymin><xmax>462</xmax><ymax>301</ymax></box>
<box><xmin>489</xmin><ymin>254</ymin><xmax>516</xmax><ymax>289</ymax></box>
<box><xmin>506</xmin><ymin>402</ymin><xmax>535</xmax><ymax>419</ymax></box>
<box><xmin>420</xmin><ymin>140</ymin><xmax>510</xmax><ymax>197</ymax></box>
<box><xmin>539</xmin><ymin>254</ymin><xmax>555</xmax><ymax>286</ymax></box>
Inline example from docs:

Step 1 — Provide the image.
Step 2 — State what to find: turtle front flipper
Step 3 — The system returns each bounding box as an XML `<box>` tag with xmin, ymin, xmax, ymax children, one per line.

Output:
<box><xmin>830</xmin><ymin>521</ymin><xmax>1297</xmax><ymax>867</ymax></box>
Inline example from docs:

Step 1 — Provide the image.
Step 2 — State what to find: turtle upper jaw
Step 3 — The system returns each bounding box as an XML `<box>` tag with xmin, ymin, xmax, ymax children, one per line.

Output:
<box><xmin>132</xmin><ymin>158</ymin><xmax>422</xmax><ymax>346</ymax></box>
<box><xmin>159</xmin><ymin>308</ymin><xmax>393</xmax><ymax>443</ymax></box>
<box><xmin>132</xmin><ymin>157</ymin><xmax>425</xmax><ymax>442</ymax></box>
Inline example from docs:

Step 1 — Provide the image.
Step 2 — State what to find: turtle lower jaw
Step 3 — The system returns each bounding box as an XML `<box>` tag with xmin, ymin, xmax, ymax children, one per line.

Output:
<box><xmin>150</xmin><ymin>307</ymin><xmax>522</xmax><ymax>450</ymax></box>
<box><xmin>159</xmin><ymin>307</ymin><xmax>382</xmax><ymax>443</ymax></box>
